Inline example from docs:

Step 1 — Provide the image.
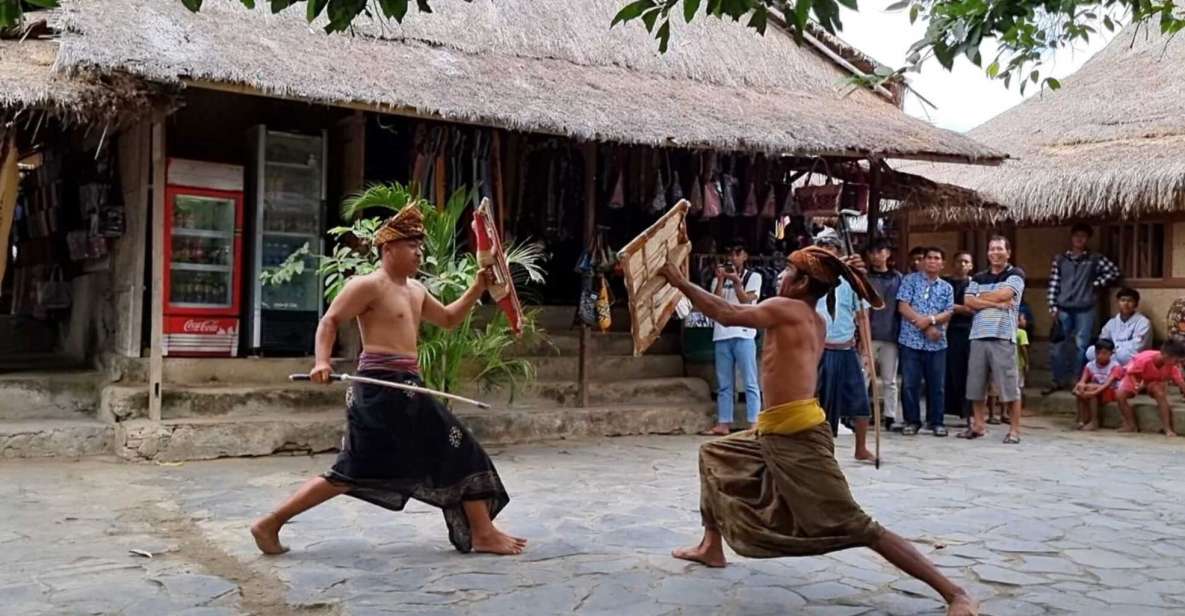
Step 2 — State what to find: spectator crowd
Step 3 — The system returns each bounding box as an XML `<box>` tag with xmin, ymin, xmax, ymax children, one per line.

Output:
<box><xmin>698</xmin><ymin>224</ymin><xmax>1185</xmax><ymax>453</ymax></box>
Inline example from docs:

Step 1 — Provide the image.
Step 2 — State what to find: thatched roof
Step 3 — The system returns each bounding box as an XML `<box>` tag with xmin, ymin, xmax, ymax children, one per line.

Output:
<box><xmin>0</xmin><ymin>37</ymin><xmax>157</xmax><ymax>123</ymax></box>
<box><xmin>903</xmin><ymin>25</ymin><xmax>1185</xmax><ymax>223</ymax></box>
<box><xmin>52</xmin><ymin>0</ymin><xmax>1001</xmax><ymax>164</ymax></box>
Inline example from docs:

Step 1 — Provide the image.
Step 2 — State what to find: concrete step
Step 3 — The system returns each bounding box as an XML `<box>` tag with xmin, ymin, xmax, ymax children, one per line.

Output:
<box><xmin>464</xmin><ymin>377</ymin><xmax>711</xmax><ymax>408</ymax></box>
<box><xmin>459</xmin><ymin>402</ymin><xmax>716</xmax><ymax>446</ymax></box>
<box><xmin>112</xmin><ymin>402</ymin><xmax>717</xmax><ymax>462</ymax></box>
<box><xmin>1025</xmin><ymin>388</ymin><xmax>1185</xmax><ymax>434</ymax></box>
<box><xmin>512</xmin><ymin>330</ymin><xmax>681</xmax><ymax>357</ymax></box>
<box><xmin>0</xmin><ymin>371</ymin><xmax>102</xmax><ymax>421</ymax></box>
<box><xmin>100</xmin><ymin>383</ymin><xmax>346</xmax><ymax>422</ymax></box>
<box><xmin>0</xmin><ymin>419</ymin><xmax>113</xmax><ymax>459</ymax></box>
<box><xmin>114</xmin><ymin>413</ymin><xmax>344</xmax><ymax>462</ymax></box>
<box><xmin>529</xmin><ymin>354</ymin><xmax>684</xmax><ymax>381</ymax></box>
<box><xmin>107</xmin><ymin>357</ymin><xmax>357</xmax><ymax>386</ymax></box>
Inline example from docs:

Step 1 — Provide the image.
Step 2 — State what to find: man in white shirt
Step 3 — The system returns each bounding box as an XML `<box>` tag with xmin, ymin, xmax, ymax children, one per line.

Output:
<box><xmin>704</xmin><ymin>241</ymin><xmax>763</xmax><ymax>435</ymax></box>
<box><xmin>1087</xmin><ymin>287</ymin><xmax>1152</xmax><ymax>366</ymax></box>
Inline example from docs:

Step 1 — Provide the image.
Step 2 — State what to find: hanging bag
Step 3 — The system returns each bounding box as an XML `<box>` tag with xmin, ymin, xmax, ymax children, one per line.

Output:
<box><xmin>649</xmin><ymin>153</ymin><xmax>667</xmax><ymax>213</ymax></box>
<box><xmin>794</xmin><ymin>158</ymin><xmax>842</xmax><ymax>217</ymax></box>
<box><xmin>667</xmin><ymin>152</ymin><xmax>684</xmax><ymax>204</ymax></box>
<box><xmin>760</xmin><ymin>184</ymin><xmax>777</xmax><ymax>219</ymax></box>
<box><xmin>35</xmin><ymin>266</ymin><xmax>72</xmax><ymax>311</ymax></box>
<box><xmin>577</xmin><ymin>272</ymin><xmax>598</xmax><ymax>327</ymax></box>
<box><xmin>720</xmin><ymin>155</ymin><xmax>738</xmax><ymax>217</ymax></box>
<box><xmin>701</xmin><ymin>152</ymin><xmax>721</xmax><ymax>219</ymax></box>
<box><xmin>596</xmin><ymin>274</ymin><xmax>613</xmax><ymax>332</ymax></box>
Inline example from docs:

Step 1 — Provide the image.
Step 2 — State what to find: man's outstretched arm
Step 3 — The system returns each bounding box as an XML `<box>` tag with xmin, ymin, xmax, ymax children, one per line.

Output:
<box><xmin>659</xmin><ymin>263</ymin><xmax>789</xmax><ymax>330</ymax></box>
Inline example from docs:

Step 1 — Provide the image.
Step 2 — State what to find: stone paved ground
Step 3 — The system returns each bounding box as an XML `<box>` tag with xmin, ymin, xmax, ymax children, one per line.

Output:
<box><xmin>6</xmin><ymin>416</ymin><xmax>1185</xmax><ymax>615</ymax></box>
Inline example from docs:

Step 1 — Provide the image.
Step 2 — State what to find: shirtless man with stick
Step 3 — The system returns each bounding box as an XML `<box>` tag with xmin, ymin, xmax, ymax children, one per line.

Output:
<box><xmin>659</xmin><ymin>246</ymin><xmax>977</xmax><ymax>616</ymax></box>
<box><xmin>250</xmin><ymin>205</ymin><xmax>526</xmax><ymax>556</ymax></box>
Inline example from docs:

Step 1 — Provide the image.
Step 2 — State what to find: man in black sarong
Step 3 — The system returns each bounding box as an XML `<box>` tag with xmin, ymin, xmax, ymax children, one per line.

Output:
<box><xmin>250</xmin><ymin>205</ymin><xmax>526</xmax><ymax>556</ymax></box>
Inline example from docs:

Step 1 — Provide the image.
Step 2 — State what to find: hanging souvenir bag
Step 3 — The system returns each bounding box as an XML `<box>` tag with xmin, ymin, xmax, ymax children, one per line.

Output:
<box><xmin>760</xmin><ymin>184</ymin><xmax>777</xmax><ymax>219</ymax></box>
<box><xmin>742</xmin><ymin>180</ymin><xmax>759</xmax><ymax>217</ymax></box>
<box><xmin>668</xmin><ymin>152</ymin><xmax>684</xmax><ymax>204</ymax></box>
<box><xmin>35</xmin><ymin>266</ymin><xmax>72</xmax><ymax>311</ymax></box>
<box><xmin>596</xmin><ymin>274</ymin><xmax>613</xmax><ymax>332</ymax></box>
<box><xmin>718</xmin><ymin>155</ymin><xmax>738</xmax><ymax>217</ymax></box>
<box><xmin>650</xmin><ymin>153</ymin><xmax>667</xmax><ymax>213</ymax></box>
<box><xmin>578</xmin><ymin>272</ymin><xmax>598</xmax><ymax>327</ymax></box>
<box><xmin>794</xmin><ymin>158</ymin><xmax>842</xmax><ymax>218</ymax></box>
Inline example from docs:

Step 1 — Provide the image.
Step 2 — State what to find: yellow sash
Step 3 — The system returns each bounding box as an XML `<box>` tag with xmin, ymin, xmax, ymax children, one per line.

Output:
<box><xmin>756</xmin><ymin>398</ymin><xmax>826</xmax><ymax>435</ymax></box>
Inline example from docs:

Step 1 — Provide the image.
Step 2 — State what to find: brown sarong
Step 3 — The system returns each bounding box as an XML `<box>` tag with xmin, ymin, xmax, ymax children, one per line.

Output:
<box><xmin>698</xmin><ymin>422</ymin><xmax>884</xmax><ymax>558</ymax></box>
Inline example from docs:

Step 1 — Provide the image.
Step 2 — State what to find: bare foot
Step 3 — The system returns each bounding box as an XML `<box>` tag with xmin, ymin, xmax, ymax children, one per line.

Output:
<box><xmin>1082</xmin><ymin>422</ymin><xmax>1098</xmax><ymax>432</ymax></box>
<box><xmin>1165</xmin><ymin>430</ymin><xmax>1178</xmax><ymax>438</ymax></box>
<box><xmin>471</xmin><ymin>527</ymin><xmax>527</xmax><ymax>556</ymax></box>
<box><xmin>700</xmin><ymin>424</ymin><xmax>731</xmax><ymax>436</ymax></box>
<box><xmin>672</xmin><ymin>540</ymin><xmax>727</xmax><ymax>568</ymax></box>
<box><xmin>250</xmin><ymin>515</ymin><xmax>289</xmax><ymax>555</ymax></box>
<box><xmin>947</xmin><ymin>592</ymin><xmax>979</xmax><ymax>616</ymax></box>
<box><xmin>1117</xmin><ymin>425</ymin><xmax>1138</xmax><ymax>433</ymax></box>
<box><xmin>854</xmin><ymin>449</ymin><xmax>877</xmax><ymax>464</ymax></box>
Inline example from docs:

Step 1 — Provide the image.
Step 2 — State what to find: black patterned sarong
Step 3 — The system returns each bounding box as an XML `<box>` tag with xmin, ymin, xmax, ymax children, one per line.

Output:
<box><xmin>322</xmin><ymin>352</ymin><xmax>509</xmax><ymax>552</ymax></box>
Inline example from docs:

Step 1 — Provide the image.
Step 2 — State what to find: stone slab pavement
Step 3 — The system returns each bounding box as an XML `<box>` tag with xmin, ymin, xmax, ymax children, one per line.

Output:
<box><xmin>5</xmin><ymin>417</ymin><xmax>1185</xmax><ymax>615</ymax></box>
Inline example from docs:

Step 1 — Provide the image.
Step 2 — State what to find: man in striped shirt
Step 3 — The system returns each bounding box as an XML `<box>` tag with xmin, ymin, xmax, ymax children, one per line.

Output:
<box><xmin>960</xmin><ymin>236</ymin><xmax>1027</xmax><ymax>444</ymax></box>
<box><xmin>1044</xmin><ymin>224</ymin><xmax>1121</xmax><ymax>394</ymax></box>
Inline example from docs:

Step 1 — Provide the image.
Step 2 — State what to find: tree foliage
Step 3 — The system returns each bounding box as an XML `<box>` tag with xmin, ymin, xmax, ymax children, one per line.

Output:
<box><xmin>262</xmin><ymin>182</ymin><xmax>552</xmax><ymax>402</ymax></box>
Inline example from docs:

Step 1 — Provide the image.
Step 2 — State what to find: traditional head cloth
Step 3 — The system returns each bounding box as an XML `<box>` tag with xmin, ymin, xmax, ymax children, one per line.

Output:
<box><xmin>374</xmin><ymin>206</ymin><xmax>425</xmax><ymax>247</ymax></box>
<box><xmin>789</xmin><ymin>246</ymin><xmax>884</xmax><ymax>310</ymax></box>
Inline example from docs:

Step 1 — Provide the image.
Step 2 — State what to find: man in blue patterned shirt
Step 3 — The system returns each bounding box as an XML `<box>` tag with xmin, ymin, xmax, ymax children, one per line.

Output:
<box><xmin>897</xmin><ymin>247</ymin><xmax>955</xmax><ymax>436</ymax></box>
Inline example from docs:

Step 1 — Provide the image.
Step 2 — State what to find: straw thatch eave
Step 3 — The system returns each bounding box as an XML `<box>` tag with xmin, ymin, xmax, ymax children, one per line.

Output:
<box><xmin>0</xmin><ymin>37</ymin><xmax>162</xmax><ymax>126</ymax></box>
<box><xmin>903</xmin><ymin>25</ymin><xmax>1185</xmax><ymax>224</ymax></box>
<box><xmin>52</xmin><ymin>0</ymin><xmax>1002</xmax><ymax>164</ymax></box>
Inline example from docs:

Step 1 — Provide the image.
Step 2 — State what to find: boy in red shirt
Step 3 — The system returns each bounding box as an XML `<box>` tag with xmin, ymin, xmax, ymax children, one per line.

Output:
<box><xmin>1116</xmin><ymin>338</ymin><xmax>1185</xmax><ymax>436</ymax></box>
<box><xmin>1072</xmin><ymin>338</ymin><xmax>1124</xmax><ymax>431</ymax></box>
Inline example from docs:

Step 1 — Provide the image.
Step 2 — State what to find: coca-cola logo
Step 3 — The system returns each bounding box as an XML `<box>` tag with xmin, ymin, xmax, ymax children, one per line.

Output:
<box><xmin>183</xmin><ymin>319</ymin><xmax>222</xmax><ymax>334</ymax></box>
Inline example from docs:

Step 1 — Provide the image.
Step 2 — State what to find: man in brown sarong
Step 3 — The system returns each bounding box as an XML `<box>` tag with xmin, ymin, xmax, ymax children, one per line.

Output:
<box><xmin>250</xmin><ymin>205</ymin><xmax>526</xmax><ymax>557</ymax></box>
<box><xmin>659</xmin><ymin>247</ymin><xmax>977</xmax><ymax>616</ymax></box>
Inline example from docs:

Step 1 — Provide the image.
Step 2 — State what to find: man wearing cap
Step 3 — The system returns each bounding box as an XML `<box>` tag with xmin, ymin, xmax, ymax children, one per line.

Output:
<box><xmin>813</xmin><ymin>232</ymin><xmax>876</xmax><ymax>462</ymax></box>
<box><xmin>658</xmin><ymin>247</ymin><xmax>977</xmax><ymax>616</ymax></box>
<box><xmin>250</xmin><ymin>205</ymin><xmax>527</xmax><ymax>557</ymax></box>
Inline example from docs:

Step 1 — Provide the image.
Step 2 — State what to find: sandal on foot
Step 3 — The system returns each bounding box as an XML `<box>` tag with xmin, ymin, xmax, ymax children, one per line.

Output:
<box><xmin>1003</xmin><ymin>434</ymin><xmax>1021</xmax><ymax>444</ymax></box>
<box><xmin>699</xmin><ymin>427</ymin><xmax>730</xmax><ymax>436</ymax></box>
<box><xmin>986</xmin><ymin>416</ymin><xmax>1001</xmax><ymax>425</ymax></box>
<box><xmin>956</xmin><ymin>429</ymin><xmax>985</xmax><ymax>439</ymax></box>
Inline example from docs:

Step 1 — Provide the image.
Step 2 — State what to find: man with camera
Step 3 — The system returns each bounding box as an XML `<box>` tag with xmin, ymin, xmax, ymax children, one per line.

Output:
<box><xmin>703</xmin><ymin>240</ymin><xmax>764</xmax><ymax>436</ymax></box>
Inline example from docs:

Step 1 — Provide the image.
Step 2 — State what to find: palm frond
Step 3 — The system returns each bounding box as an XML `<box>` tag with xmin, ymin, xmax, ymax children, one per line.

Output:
<box><xmin>340</xmin><ymin>182</ymin><xmax>419</xmax><ymax>220</ymax></box>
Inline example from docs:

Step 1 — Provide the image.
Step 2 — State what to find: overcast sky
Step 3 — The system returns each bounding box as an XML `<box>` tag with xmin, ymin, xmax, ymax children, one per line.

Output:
<box><xmin>834</xmin><ymin>1</ymin><xmax>1120</xmax><ymax>132</ymax></box>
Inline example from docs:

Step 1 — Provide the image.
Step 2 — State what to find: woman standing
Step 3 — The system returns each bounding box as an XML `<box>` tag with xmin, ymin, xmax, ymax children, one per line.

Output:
<box><xmin>944</xmin><ymin>251</ymin><xmax>975</xmax><ymax>423</ymax></box>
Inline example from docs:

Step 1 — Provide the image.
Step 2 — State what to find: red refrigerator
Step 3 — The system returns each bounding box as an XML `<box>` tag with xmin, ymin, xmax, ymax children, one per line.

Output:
<box><xmin>163</xmin><ymin>159</ymin><xmax>245</xmax><ymax>356</ymax></box>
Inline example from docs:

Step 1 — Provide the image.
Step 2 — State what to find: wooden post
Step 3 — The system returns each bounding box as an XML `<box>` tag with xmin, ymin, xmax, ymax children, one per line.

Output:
<box><xmin>579</xmin><ymin>141</ymin><xmax>597</xmax><ymax>408</ymax></box>
<box><xmin>112</xmin><ymin>122</ymin><xmax>150</xmax><ymax>357</ymax></box>
<box><xmin>149</xmin><ymin>116</ymin><xmax>166</xmax><ymax>423</ymax></box>
<box><xmin>867</xmin><ymin>157</ymin><xmax>882</xmax><ymax>241</ymax></box>
<box><xmin>0</xmin><ymin>136</ymin><xmax>18</xmax><ymax>287</ymax></box>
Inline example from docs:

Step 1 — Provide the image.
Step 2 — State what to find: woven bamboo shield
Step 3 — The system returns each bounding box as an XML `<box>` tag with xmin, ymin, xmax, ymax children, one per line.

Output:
<box><xmin>617</xmin><ymin>200</ymin><xmax>691</xmax><ymax>356</ymax></box>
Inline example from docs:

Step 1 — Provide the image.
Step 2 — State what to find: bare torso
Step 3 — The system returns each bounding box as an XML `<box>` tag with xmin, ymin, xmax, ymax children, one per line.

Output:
<box><xmin>353</xmin><ymin>271</ymin><xmax>425</xmax><ymax>355</ymax></box>
<box><xmin>759</xmin><ymin>299</ymin><xmax>827</xmax><ymax>409</ymax></box>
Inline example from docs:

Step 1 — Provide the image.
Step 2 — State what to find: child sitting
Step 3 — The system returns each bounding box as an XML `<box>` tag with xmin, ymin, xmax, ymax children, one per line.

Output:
<box><xmin>1073</xmin><ymin>338</ymin><xmax>1124</xmax><ymax>431</ymax></box>
<box><xmin>1116</xmin><ymin>338</ymin><xmax>1185</xmax><ymax>436</ymax></box>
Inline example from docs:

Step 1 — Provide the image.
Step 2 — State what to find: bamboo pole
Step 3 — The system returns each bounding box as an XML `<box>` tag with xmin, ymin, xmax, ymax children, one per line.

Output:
<box><xmin>0</xmin><ymin>136</ymin><xmax>18</xmax><ymax>287</ymax></box>
<box><xmin>149</xmin><ymin>116</ymin><xmax>166</xmax><ymax>423</ymax></box>
<box><xmin>579</xmin><ymin>142</ymin><xmax>597</xmax><ymax>408</ymax></box>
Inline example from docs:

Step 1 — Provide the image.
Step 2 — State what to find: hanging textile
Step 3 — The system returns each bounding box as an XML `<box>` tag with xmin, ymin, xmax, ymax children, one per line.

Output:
<box><xmin>719</xmin><ymin>155</ymin><xmax>738</xmax><ymax>217</ymax></box>
<box><xmin>760</xmin><ymin>184</ymin><xmax>777</xmax><ymax>219</ymax></box>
